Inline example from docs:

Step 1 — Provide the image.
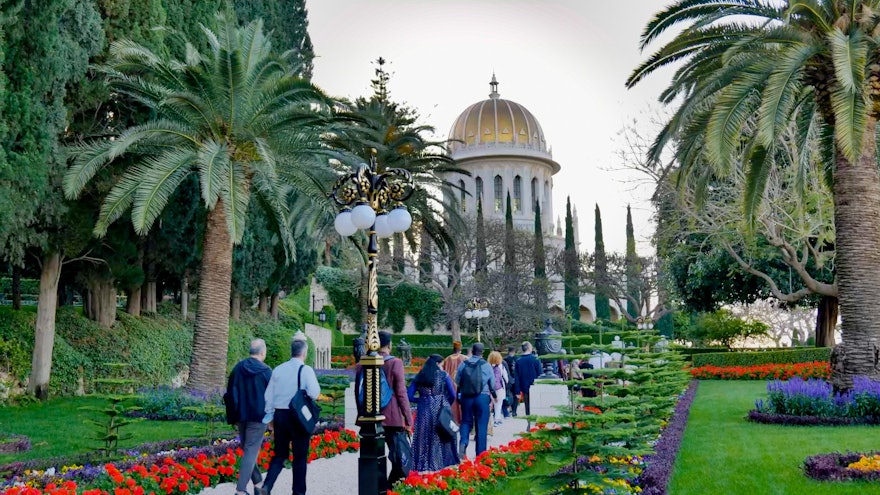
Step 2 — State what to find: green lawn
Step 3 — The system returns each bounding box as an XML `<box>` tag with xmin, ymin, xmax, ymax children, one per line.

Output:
<box><xmin>0</xmin><ymin>395</ymin><xmax>224</xmax><ymax>464</ymax></box>
<box><xmin>670</xmin><ymin>380</ymin><xmax>880</xmax><ymax>495</ymax></box>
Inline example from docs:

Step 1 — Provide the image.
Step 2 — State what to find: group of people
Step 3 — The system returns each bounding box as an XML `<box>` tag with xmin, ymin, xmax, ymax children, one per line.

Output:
<box><xmin>225</xmin><ymin>336</ymin><xmax>320</xmax><ymax>495</ymax></box>
<box><xmin>223</xmin><ymin>333</ymin><xmax>548</xmax><ymax>495</ymax></box>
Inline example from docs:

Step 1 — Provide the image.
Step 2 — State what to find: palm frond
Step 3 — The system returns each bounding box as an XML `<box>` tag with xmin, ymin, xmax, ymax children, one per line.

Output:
<box><xmin>757</xmin><ymin>42</ymin><xmax>817</xmax><ymax>147</ymax></box>
<box><xmin>743</xmin><ymin>143</ymin><xmax>774</xmax><ymax>227</ymax></box>
<box><xmin>196</xmin><ymin>140</ymin><xmax>231</xmax><ymax>209</ymax></box>
<box><xmin>130</xmin><ymin>149</ymin><xmax>196</xmax><ymax>235</ymax></box>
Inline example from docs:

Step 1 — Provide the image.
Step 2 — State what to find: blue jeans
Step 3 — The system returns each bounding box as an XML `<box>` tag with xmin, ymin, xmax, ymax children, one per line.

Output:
<box><xmin>458</xmin><ymin>394</ymin><xmax>491</xmax><ymax>456</ymax></box>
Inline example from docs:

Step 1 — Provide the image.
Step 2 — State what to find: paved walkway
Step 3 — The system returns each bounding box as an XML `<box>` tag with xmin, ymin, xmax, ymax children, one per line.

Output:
<box><xmin>200</xmin><ymin>418</ymin><xmax>530</xmax><ymax>495</ymax></box>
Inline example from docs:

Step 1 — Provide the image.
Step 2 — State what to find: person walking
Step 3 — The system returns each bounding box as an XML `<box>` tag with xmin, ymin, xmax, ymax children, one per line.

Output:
<box><xmin>441</xmin><ymin>341</ymin><xmax>468</xmax><ymax>423</ymax></box>
<box><xmin>407</xmin><ymin>354</ymin><xmax>459</xmax><ymax>471</ymax></box>
<box><xmin>456</xmin><ymin>342</ymin><xmax>495</xmax><ymax>457</ymax></box>
<box><xmin>225</xmin><ymin>339</ymin><xmax>272</xmax><ymax>495</ymax></box>
<box><xmin>487</xmin><ymin>351</ymin><xmax>508</xmax><ymax>427</ymax></box>
<box><xmin>503</xmin><ymin>346</ymin><xmax>519</xmax><ymax>417</ymax></box>
<box><xmin>515</xmin><ymin>341</ymin><xmax>543</xmax><ymax>416</ymax></box>
<box><xmin>378</xmin><ymin>331</ymin><xmax>413</xmax><ymax>487</ymax></box>
<box><xmin>262</xmin><ymin>337</ymin><xmax>320</xmax><ymax>495</ymax></box>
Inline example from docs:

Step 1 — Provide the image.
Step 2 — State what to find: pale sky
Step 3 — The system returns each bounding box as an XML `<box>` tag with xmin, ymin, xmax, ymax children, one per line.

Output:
<box><xmin>306</xmin><ymin>0</ymin><xmax>675</xmax><ymax>254</ymax></box>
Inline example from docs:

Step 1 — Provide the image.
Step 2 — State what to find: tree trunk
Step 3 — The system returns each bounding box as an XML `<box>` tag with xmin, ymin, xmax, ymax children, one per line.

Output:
<box><xmin>11</xmin><ymin>264</ymin><xmax>21</xmax><ymax>310</ymax></box>
<box><xmin>359</xmin><ymin>264</ymin><xmax>369</xmax><ymax>327</ymax></box>
<box><xmin>126</xmin><ymin>286</ymin><xmax>142</xmax><ymax>317</ymax></box>
<box><xmin>141</xmin><ymin>280</ymin><xmax>157</xmax><ymax>314</ymax></box>
<box><xmin>270</xmin><ymin>292</ymin><xmax>279</xmax><ymax>320</ymax></box>
<box><xmin>815</xmin><ymin>295</ymin><xmax>838</xmax><ymax>348</ymax></box>
<box><xmin>450</xmin><ymin>319</ymin><xmax>461</xmax><ymax>343</ymax></box>
<box><xmin>393</xmin><ymin>232</ymin><xmax>404</xmax><ymax>274</ymax></box>
<box><xmin>258</xmin><ymin>293</ymin><xmax>269</xmax><ymax>314</ymax></box>
<box><xmin>28</xmin><ymin>252</ymin><xmax>62</xmax><ymax>400</ymax></box>
<box><xmin>324</xmin><ymin>238</ymin><xmax>331</xmax><ymax>265</ymax></box>
<box><xmin>230</xmin><ymin>289</ymin><xmax>241</xmax><ymax>321</ymax></box>
<box><xmin>189</xmin><ymin>201</ymin><xmax>233</xmax><ymax>393</ymax></box>
<box><xmin>830</xmin><ymin>116</ymin><xmax>880</xmax><ymax>391</ymax></box>
<box><xmin>181</xmin><ymin>272</ymin><xmax>189</xmax><ymax>321</ymax></box>
<box><xmin>87</xmin><ymin>278</ymin><xmax>117</xmax><ymax>328</ymax></box>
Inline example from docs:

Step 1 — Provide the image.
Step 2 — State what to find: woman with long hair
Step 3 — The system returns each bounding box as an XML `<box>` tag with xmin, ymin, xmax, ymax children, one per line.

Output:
<box><xmin>407</xmin><ymin>353</ymin><xmax>459</xmax><ymax>471</ymax></box>
<box><xmin>487</xmin><ymin>351</ymin><xmax>509</xmax><ymax>427</ymax></box>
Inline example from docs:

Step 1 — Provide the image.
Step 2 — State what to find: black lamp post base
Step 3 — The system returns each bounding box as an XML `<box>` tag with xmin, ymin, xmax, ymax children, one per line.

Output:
<box><xmin>358</xmin><ymin>421</ymin><xmax>387</xmax><ymax>495</ymax></box>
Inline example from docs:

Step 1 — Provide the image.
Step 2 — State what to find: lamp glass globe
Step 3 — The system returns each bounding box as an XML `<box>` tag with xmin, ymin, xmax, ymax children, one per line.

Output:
<box><xmin>334</xmin><ymin>211</ymin><xmax>357</xmax><ymax>237</ymax></box>
<box><xmin>464</xmin><ymin>310</ymin><xmax>474</xmax><ymax>319</ymax></box>
<box><xmin>387</xmin><ymin>206</ymin><xmax>412</xmax><ymax>232</ymax></box>
<box><xmin>351</xmin><ymin>203</ymin><xmax>376</xmax><ymax>229</ymax></box>
<box><xmin>374</xmin><ymin>214</ymin><xmax>393</xmax><ymax>238</ymax></box>
<box><xmin>480</xmin><ymin>309</ymin><xmax>490</xmax><ymax>318</ymax></box>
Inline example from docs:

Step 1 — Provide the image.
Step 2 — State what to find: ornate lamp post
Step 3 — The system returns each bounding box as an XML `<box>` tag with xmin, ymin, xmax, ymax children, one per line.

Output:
<box><xmin>330</xmin><ymin>154</ymin><xmax>414</xmax><ymax>495</ymax></box>
<box><xmin>464</xmin><ymin>297</ymin><xmax>490</xmax><ymax>343</ymax></box>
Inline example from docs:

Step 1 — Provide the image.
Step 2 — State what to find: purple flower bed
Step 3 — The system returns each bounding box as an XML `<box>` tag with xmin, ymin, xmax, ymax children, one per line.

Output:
<box><xmin>0</xmin><ymin>434</ymin><xmax>30</xmax><ymax>454</ymax></box>
<box><xmin>804</xmin><ymin>451</ymin><xmax>880</xmax><ymax>481</ymax></box>
<box><xmin>635</xmin><ymin>380</ymin><xmax>699</xmax><ymax>495</ymax></box>
<box><xmin>747</xmin><ymin>410</ymin><xmax>870</xmax><ymax>426</ymax></box>
<box><xmin>753</xmin><ymin>376</ymin><xmax>880</xmax><ymax>420</ymax></box>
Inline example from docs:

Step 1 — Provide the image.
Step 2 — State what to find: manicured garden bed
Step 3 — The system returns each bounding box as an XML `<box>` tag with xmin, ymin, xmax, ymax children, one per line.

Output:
<box><xmin>669</xmin><ymin>381</ymin><xmax>880</xmax><ymax>494</ymax></box>
<box><xmin>689</xmin><ymin>361</ymin><xmax>829</xmax><ymax>380</ymax></box>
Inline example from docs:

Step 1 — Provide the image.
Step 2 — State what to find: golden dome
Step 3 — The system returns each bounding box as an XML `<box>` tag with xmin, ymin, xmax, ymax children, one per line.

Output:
<box><xmin>448</xmin><ymin>75</ymin><xmax>548</xmax><ymax>156</ymax></box>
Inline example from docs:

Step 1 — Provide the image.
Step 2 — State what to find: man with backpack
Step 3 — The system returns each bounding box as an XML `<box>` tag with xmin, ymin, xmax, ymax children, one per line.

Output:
<box><xmin>455</xmin><ymin>342</ymin><xmax>495</xmax><ymax>457</ymax></box>
<box><xmin>377</xmin><ymin>331</ymin><xmax>412</xmax><ymax>487</ymax></box>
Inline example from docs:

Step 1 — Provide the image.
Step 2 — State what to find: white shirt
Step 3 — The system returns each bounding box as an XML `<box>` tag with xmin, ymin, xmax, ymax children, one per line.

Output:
<box><xmin>263</xmin><ymin>358</ymin><xmax>321</xmax><ymax>421</ymax></box>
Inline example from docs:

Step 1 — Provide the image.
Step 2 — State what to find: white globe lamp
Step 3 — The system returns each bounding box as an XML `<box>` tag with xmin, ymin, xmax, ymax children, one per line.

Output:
<box><xmin>374</xmin><ymin>213</ymin><xmax>393</xmax><ymax>238</ymax></box>
<box><xmin>387</xmin><ymin>205</ymin><xmax>412</xmax><ymax>233</ymax></box>
<box><xmin>351</xmin><ymin>202</ymin><xmax>376</xmax><ymax>230</ymax></box>
<box><xmin>334</xmin><ymin>211</ymin><xmax>357</xmax><ymax>237</ymax></box>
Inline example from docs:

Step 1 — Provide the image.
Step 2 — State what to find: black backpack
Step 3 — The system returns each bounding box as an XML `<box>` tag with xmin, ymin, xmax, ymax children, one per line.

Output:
<box><xmin>459</xmin><ymin>359</ymin><xmax>485</xmax><ymax>397</ymax></box>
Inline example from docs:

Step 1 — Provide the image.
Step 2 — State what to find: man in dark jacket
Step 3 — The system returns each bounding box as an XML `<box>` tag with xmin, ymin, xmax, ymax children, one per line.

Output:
<box><xmin>226</xmin><ymin>339</ymin><xmax>272</xmax><ymax>495</ymax></box>
<box><xmin>503</xmin><ymin>346</ymin><xmax>519</xmax><ymax>416</ymax></box>
<box><xmin>514</xmin><ymin>341</ymin><xmax>543</xmax><ymax>415</ymax></box>
<box><xmin>378</xmin><ymin>330</ymin><xmax>412</xmax><ymax>486</ymax></box>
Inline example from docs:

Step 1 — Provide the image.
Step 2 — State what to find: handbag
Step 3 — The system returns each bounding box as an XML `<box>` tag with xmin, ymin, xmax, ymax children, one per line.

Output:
<box><xmin>388</xmin><ymin>429</ymin><xmax>412</xmax><ymax>473</ymax></box>
<box><xmin>289</xmin><ymin>365</ymin><xmax>322</xmax><ymax>434</ymax></box>
<box><xmin>437</xmin><ymin>404</ymin><xmax>459</xmax><ymax>440</ymax></box>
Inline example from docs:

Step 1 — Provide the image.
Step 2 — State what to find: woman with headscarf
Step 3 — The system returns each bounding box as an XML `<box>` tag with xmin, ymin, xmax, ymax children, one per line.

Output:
<box><xmin>407</xmin><ymin>354</ymin><xmax>460</xmax><ymax>471</ymax></box>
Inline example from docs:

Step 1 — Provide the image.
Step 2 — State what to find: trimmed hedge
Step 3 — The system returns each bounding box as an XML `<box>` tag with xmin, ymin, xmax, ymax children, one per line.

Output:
<box><xmin>331</xmin><ymin>345</ymin><xmax>455</xmax><ymax>361</ymax></box>
<box><xmin>340</xmin><ymin>333</ymin><xmax>462</xmax><ymax>347</ymax></box>
<box><xmin>691</xmin><ymin>347</ymin><xmax>831</xmax><ymax>367</ymax></box>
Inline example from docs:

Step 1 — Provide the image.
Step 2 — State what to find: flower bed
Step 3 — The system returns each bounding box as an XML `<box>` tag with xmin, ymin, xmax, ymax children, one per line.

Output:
<box><xmin>804</xmin><ymin>451</ymin><xmax>880</xmax><ymax>481</ymax></box>
<box><xmin>689</xmin><ymin>361</ymin><xmax>829</xmax><ymax>380</ymax></box>
<box><xmin>751</xmin><ymin>376</ymin><xmax>880</xmax><ymax>422</ymax></box>
<box><xmin>387</xmin><ymin>437</ymin><xmax>552</xmax><ymax>495</ymax></box>
<box><xmin>0</xmin><ymin>435</ymin><xmax>30</xmax><ymax>454</ymax></box>
<box><xmin>636</xmin><ymin>380</ymin><xmax>699</xmax><ymax>495</ymax></box>
<box><xmin>0</xmin><ymin>428</ymin><xmax>359</xmax><ymax>495</ymax></box>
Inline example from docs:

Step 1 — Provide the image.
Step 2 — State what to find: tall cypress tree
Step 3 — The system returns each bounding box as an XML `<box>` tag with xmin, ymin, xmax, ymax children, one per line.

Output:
<box><xmin>504</xmin><ymin>191</ymin><xmax>515</xmax><ymax>274</ymax></box>
<box><xmin>625</xmin><ymin>205</ymin><xmax>641</xmax><ymax>318</ymax></box>
<box><xmin>594</xmin><ymin>204</ymin><xmax>611</xmax><ymax>320</ymax></box>
<box><xmin>534</xmin><ymin>201</ymin><xmax>547</xmax><ymax>309</ymax></box>
<box><xmin>475</xmin><ymin>196</ymin><xmax>487</xmax><ymax>289</ymax></box>
<box><xmin>234</xmin><ymin>0</ymin><xmax>314</xmax><ymax>78</ymax></box>
<box><xmin>564</xmin><ymin>197</ymin><xmax>579</xmax><ymax>321</ymax></box>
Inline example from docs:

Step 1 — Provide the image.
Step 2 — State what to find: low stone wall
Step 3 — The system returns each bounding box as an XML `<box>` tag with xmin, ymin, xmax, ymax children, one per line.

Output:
<box><xmin>304</xmin><ymin>323</ymin><xmax>332</xmax><ymax>370</ymax></box>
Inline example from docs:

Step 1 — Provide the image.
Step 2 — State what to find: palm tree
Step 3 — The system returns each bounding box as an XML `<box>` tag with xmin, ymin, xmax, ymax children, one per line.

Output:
<box><xmin>628</xmin><ymin>0</ymin><xmax>880</xmax><ymax>389</ymax></box>
<box><xmin>64</xmin><ymin>11</ymin><xmax>333</xmax><ymax>392</ymax></box>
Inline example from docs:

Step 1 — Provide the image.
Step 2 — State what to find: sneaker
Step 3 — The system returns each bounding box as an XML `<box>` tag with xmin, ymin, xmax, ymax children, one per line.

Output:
<box><xmin>256</xmin><ymin>487</ymin><xmax>269</xmax><ymax>495</ymax></box>
<box><xmin>494</xmin><ymin>421</ymin><xmax>502</xmax><ymax>426</ymax></box>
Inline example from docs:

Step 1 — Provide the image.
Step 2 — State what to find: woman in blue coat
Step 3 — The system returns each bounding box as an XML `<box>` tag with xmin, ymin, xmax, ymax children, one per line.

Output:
<box><xmin>407</xmin><ymin>354</ymin><xmax>460</xmax><ymax>471</ymax></box>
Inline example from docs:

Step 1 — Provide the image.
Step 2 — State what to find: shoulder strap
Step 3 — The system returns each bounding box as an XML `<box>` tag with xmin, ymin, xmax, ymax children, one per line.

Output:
<box><xmin>296</xmin><ymin>364</ymin><xmax>304</xmax><ymax>391</ymax></box>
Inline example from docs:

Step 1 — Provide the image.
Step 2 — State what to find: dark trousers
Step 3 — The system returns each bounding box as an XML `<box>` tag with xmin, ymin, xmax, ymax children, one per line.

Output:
<box><xmin>384</xmin><ymin>426</ymin><xmax>407</xmax><ymax>487</ymax></box>
<box><xmin>458</xmin><ymin>394</ymin><xmax>491</xmax><ymax>456</ymax></box>
<box><xmin>263</xmin><ymin>409</ymin><xmax>310</xmax><ymax>495</ymax></box>
<box><xmin>236</xmin><ymin>421</ymin><xmax>267</xmax><ymax>491</ymax></box>
<box><xmin>508</xmin><ymin>388</ymin><xmax>519</xmax><ymax>416</ymax></box>
<box><xmin>523</xmin><ymin>390</ymin><xmax>532</xmax><ymax>415</ymax></box>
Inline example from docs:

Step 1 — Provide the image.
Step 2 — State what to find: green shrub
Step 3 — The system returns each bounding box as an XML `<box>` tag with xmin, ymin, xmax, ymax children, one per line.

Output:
<box><xmin>0</xmin><ymin>277</ymin><xmax>39</xmax><ymax>295</ymax></box>
<box><xmin>692</xmin><ymin>347</ymin><xmax>831</xmax><ymax>367</ymax></box>
<box><xmin>133</xmin><ymin>386</ymin><xmax>224</xmax><ymax>420</ymax></box>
